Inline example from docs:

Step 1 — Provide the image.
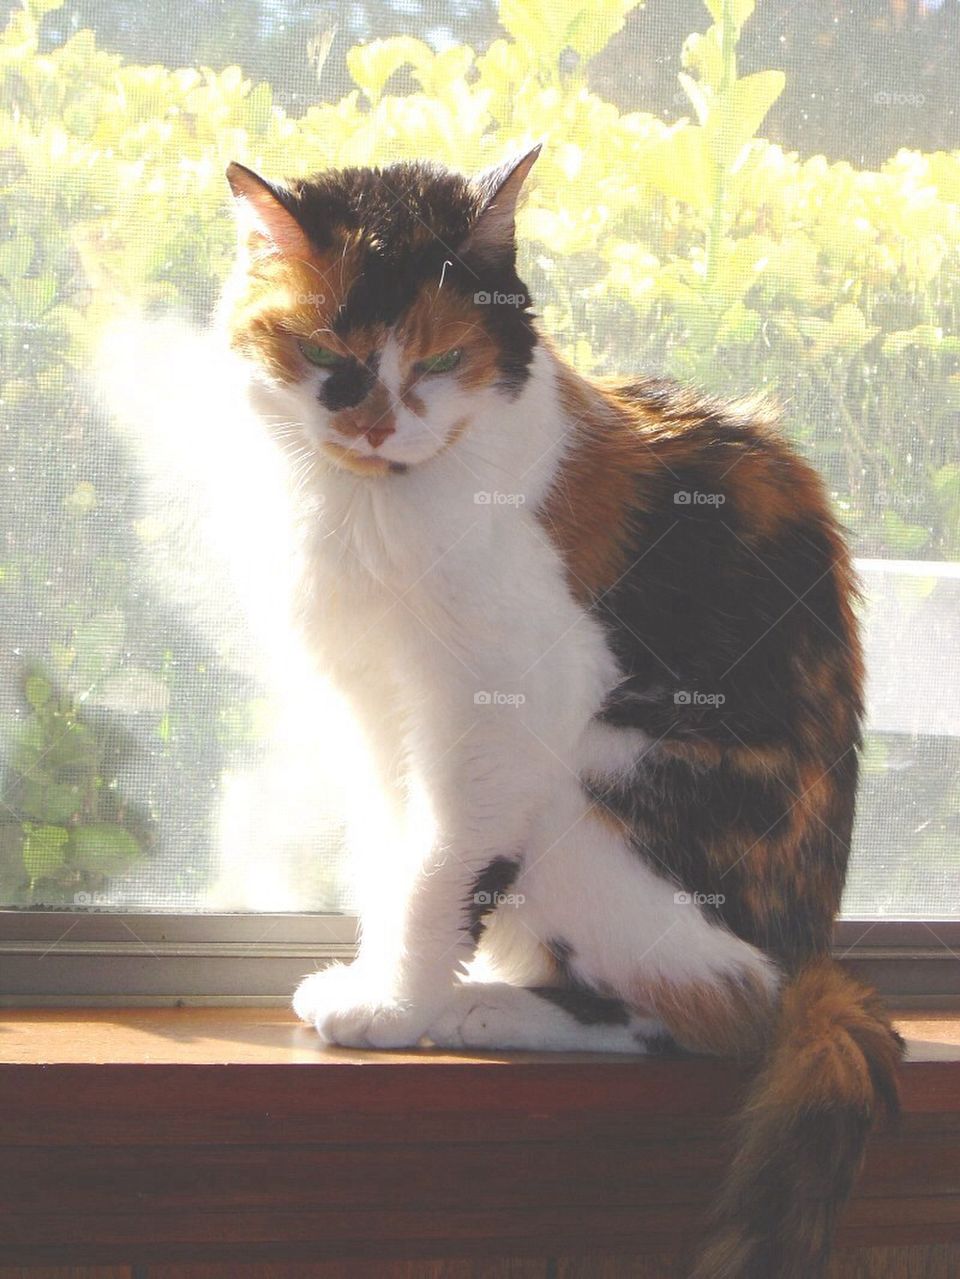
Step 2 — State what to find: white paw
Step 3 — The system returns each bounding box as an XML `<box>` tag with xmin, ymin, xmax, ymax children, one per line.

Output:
<box><xmin>427</xmin><ymin>982</ymin><xmax>661</xmax><ymax>1053</ymax></box>
<box><xmin>428</xmin><ymin>984</ymin><xmax>532</xmax><ymax>1049</ymax></box>
<box><xmin>293</xmin><ymin>964</ymin><xmax>450</xmax><ymax>1049</ymax></box>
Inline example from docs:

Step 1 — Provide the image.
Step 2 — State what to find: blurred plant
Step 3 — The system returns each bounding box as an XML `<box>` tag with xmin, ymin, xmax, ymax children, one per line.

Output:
<box><xmin>0</xmin><ymin>0</ymin><xmax>958</xmax><ymax>904</ymax></box>
<box><xmin>0</xmin><ymin>667</ymin><xmax>144</xmax><ymax>904</ymax></box>
<box><xmin>3</xmin><ymin>0</ymin><xmax>958</xmax><ymax>549</ymax></box>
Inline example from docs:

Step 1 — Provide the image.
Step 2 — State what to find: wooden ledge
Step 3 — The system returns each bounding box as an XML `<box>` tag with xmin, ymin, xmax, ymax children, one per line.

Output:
<box><xmin>0</xmin><ymin>1009</ymin><xmax>959</xmax><ymax>1266</ymax></box>
<box><xmin>3</xmin><ymin>1005</ymin><xmax>960</xmax><ymax>1063</ymax></box>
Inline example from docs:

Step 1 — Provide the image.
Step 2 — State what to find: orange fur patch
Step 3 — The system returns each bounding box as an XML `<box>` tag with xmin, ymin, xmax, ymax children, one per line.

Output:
<box><xmin>586</xmin><ymin>797</ymin><xmax>633</xmax><ymax>840</ymax></box>
<box><xmin>438</xmin><ymin>415</ymin><xmax>471</xmax><ymax>455</ymax></box>
<box><xmin>633</xmin><ymin>968</ymin><xmax>777</xmax><ymax>1060</ymax></box>
<box><xmin>397</xmin><ymin>286</ymin><xmax>502</xmax><ymax>396</ymax></box>
<box><xmin>689</xmin><ymin>959</ymin><xmax>902</xmax><ymax>1278</ymax></box>
<box><xmin>225</xmin><ymin>239</ymin><xmax>365</xmax><ymax>381</ymax></box>
<box><xmin>761</xmin><ymin>959</ymin><xmax>902</xmax><ymax>1113</ymax></box>
<box><xmin>721</xmin><ymin>435</ymin><xmax>816</xmax><ymax>542</ymax></box>
<box><xmin>537</xmin><ymin>355</ymin><xmax>639</xmax><ymax>603</ymax></box>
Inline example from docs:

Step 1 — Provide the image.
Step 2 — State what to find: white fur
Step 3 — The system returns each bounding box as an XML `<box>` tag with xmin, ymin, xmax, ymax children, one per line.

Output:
<box><xmin>235</xmin><ymin>324</ymin><xmax>774</xmax><ymax>1051</ymax></box>
<box><xmin>426</xmin><ymin>983</ymin><xmax>659</xmax><ymax>1053</ymax></box>
<box><xmin>518</xmin><ymin>786</ymin><xmax>777</xmax><ymax>999</ymax></box>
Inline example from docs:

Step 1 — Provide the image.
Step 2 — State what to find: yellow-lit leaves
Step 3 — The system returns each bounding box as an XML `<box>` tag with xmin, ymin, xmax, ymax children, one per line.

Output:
<box><xmin>346</xmin><ymin>37</ymin><xmax>434</xmax><ymax>105</ymax></box>
<box><xmin>499</xmin><ymin>0</ymin><xmax>641</xmax><ymax>66</ymax></box>
<box><xmin>704</xmin><ymin>0</ymin><xmax>756</xmax><ymax>32</ymax></box>
<box><xmin>706</xmin><ymin>70</ymin><xmax>785</xmax><ymax>169</ymax></box>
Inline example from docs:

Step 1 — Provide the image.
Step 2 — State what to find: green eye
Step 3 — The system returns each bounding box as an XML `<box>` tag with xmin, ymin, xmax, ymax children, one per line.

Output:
<box><xmin>417</xmin><ymin>348</ymin><xmax>462</xmax><ymax>375</ymax></box>
<box><xmin>298</xmin><ymin>339</ymin><xmax>345</xmax><ymax>368</ymax></box>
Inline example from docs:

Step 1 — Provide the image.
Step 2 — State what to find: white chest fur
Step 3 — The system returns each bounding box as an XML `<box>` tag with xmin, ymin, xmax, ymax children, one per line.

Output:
<box><xmin>288</xmin><ymin>347</ymin><xmax>622</xmax><ymax>777</ymax></box>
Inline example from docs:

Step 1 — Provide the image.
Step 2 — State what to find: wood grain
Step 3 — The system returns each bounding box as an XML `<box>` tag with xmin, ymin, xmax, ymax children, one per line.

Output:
<box><xmin>0</xmin><ymin>1249</ymin><xmax>959</xmax><ymax>1277</ymax></box>
<box><xmin>829</xmin><ymin>1246</ymin><xmax>960</xmax><ymax>1278</ymax></box>
<box><xmin>0</xmin><ymin>1270</ymin><xmax>131</xmax><ymax>1278</ymax></box>
<box><xmin>554</xmin><ymin>1249</ymin><xmax>960</xmax><ymax>1279</ymax></box>
<box><xmin>1</xmin><ymin>1007</ymin><xmax>956</xmax><ymax>1065</ymax></box>
<box><xmin>0</xmin><ymin>1009</ymin><xmax>957</xmax><ymax>1267</ymax></box>
<box><xmin>556</xmin><ymin>1257</ymin><xmax>686</xmax><ymax>1277</ymax></box>
<box><xmin>147</xmin><ymin>1265</ymin><xmax>545</xmax><ymax>1278</ymax></box>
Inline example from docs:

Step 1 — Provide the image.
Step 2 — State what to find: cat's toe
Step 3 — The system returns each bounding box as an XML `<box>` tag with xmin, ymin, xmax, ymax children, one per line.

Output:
<box><xmin>426</xmin><ymin>984</ymin><xmax>526</xmax><ymax>1049</ymax></box>
<box><xmin>293</xmin><ymin>965</ymin><xmax>444</xmax><ymax>1049</ymax></box>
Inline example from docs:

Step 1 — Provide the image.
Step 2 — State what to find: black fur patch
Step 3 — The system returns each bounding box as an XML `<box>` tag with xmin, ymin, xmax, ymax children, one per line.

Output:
<box><xmin>546</xmin><ymin>937</ymin><xmax>577</xmax><ymax>981</ymax></box>
<box><xmin>279</xmin><ymin>162</ymin><xmax>538</xmax><ymax>394</ymax></box>
<box><xmin>537</xmin><ymin>939</ymin><xmax>640</xmax><ymax>1030</ymax></box>
<box><xmin>318</xmin><ymin>356</ymin><xmax>377</xmax><ymax>411</ymax></box>
<box><xmin>466</xmin><ymin>856</ymin><xmax>520</xmax><ymax>943</ymax></box>
<box><xmin>593</xmin><ymin>501</ymin><xmax>857</xmax><ymax>758</ymax></box>
<box><xmin>643</xmin><ymin>1030</ymin><xmax>684</xmax><ymax>1057</ymax></box>
<box><xmin>529</xmin><ymin>985</ymin><xmax>632</xmax><ymax>1027</ymax></box>
<box><xmin>578</xmin><ymin>382</ymin><xmax>863</xmax><ymax>970</ymax></box>
<box><xmin>588</xmin><ymin>748</ymin><xmax>857</xmax><ymax>966</ymax></box>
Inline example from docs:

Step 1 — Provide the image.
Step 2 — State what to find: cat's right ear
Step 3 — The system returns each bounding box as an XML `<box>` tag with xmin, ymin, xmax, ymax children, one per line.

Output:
<box><xmin>226</xmin><ymin>162</ymin><xmax>311</xmax><ymax>258</ymax></box>
<box><xmin>463</xmin><ymin>143</ymin><xmax>542</xmax><ymax>268</ymax></box>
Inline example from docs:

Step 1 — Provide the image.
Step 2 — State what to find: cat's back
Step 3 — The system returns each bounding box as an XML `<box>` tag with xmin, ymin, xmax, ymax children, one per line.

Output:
<box><xmin>540</xmin><ymin>363</ymin><xmax>863</xmax><ymax>774</ymax></box>
<box><xmin>600</xmin><ymin>372</ymin><xmax>857</xmax><ymax>621</ymax></box>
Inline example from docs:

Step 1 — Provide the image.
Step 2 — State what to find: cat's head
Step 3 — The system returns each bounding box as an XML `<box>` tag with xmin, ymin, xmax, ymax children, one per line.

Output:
<box><xmin>223</xmin><ymin>147</ymin><xmax>541</xmax><ymax>476</ymax></box>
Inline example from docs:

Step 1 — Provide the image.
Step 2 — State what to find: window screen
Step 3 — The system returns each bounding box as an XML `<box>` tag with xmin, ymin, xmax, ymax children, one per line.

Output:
<box><xmin>1</xmin><ymin>0</ymin><xmax>957</xmax><ymax>919</ymax></box>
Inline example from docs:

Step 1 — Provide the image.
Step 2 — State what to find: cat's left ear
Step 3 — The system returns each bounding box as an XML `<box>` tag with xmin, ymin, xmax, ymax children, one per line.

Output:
<box><xmin>226</xmin><ymin>162</ymin><xmax>311</xmax><ymax>257</ymax></box>
<box><xmin>464</xmin><ymin>142</ymin><xmax>542</xmax><ymax>266</ymax></box>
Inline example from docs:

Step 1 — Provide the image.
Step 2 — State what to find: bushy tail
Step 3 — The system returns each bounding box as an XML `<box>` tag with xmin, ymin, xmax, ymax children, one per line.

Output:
<box><xmin>690</xmin><ymin>959</ymin><xmax>904</xmax><ymax>1279</ymax></box>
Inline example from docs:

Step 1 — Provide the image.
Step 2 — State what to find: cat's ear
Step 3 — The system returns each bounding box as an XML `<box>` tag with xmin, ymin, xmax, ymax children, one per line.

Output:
<box><xmin>226</xmin><ymin>162</ymin><xmax>311</xmax><ymax>257</ymax></box>
<box><xmin>464</xmin><ymin>142</ymin><xmax>542</xmax><ymax>266</ymax></box>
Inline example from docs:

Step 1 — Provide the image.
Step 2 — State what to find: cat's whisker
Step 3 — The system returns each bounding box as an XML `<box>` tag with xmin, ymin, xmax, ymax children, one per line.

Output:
<box><xmin>453</xmin><ymin>440</ymin><xmax>517</xmax><ymax>482</ymax></box>
<box><xmin>433</xmin><ymin>319</ymin><xmax>486</xmax><ymax>343</ymax></box>
<box><xmin>290</xmin><ymin>256</ymin><xmax>326</xmax><ymax>280</ymax></box>
<box><xmin>337</xmin><ymin>239</ymin><xmax>351</xmax><ymax>295</ymax></box>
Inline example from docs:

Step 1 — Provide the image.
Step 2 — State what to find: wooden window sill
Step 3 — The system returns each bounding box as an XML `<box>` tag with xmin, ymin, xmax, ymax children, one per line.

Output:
<box><xmin>0</xmin><ymin>1008</ymin><xmax>959</xmax><ymax>1267</ymax></box>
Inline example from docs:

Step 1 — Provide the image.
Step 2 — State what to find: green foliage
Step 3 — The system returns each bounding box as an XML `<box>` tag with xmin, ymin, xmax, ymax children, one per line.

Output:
<box><xmin>2</xmin><ymin>669</ymin><xmax>144</xmax><ymax>902</ymax></box>
<box><xmin>2</xmin><ymin>0</ymin><xmax>957</xmax><ymax>548</ymax></box>
<box><xmin>0</xmin><ymin>0</ymin><xmax>958</xmax><ymax>904</ymax></box>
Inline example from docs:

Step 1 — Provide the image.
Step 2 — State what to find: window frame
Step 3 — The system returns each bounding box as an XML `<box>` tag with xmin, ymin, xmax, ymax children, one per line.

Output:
<box><xmin>2</xmin><ymin>559</ymin><xmax>958</xmax><ymax>1008</ymax></box>
<box><xmin>0</xmin><ymin>910</ymin><xmax>357</xmax><ymax>1005</ymax></box>
<box><xmin>0</xmin><ymin>911</ymin><xmax>957</xmax><ymax>1007</ymax></box>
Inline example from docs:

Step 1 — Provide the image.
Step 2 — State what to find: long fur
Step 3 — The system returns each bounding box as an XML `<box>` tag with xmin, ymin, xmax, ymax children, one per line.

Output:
<box><xmin>691</xmin><ymin>959</ymin><xmax>903</xmax><ymax>1279</ymax></box>
<box><xmin>215</xmin><ymin>149</ymin><xmax>905</xmax><ymax>1279</ymax></box>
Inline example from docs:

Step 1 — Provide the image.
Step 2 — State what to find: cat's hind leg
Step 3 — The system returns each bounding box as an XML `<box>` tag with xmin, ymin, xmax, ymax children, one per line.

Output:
<box><xmin>426</xmin><ymin>980</ymin><xmax>665</xmax><ymax>1053</ymax></box>
<box><xmin>464</xmin><ymin>778</ymin><xmax>781</xmax><ymax>1059</ymax></box>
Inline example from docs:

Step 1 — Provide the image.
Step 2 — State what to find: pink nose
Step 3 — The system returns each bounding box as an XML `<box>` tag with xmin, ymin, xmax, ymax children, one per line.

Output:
<box><xmin>365</xmin><ymin>423</ymin><xmax>395</xmax><ymax>449</ymax></box>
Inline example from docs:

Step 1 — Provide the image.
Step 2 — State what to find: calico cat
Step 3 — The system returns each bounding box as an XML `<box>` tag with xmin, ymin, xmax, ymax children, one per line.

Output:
<box><xmin>223</xmin><ymin>145</ymin><xmax>903</xmax><ymax>1279</ymax></box>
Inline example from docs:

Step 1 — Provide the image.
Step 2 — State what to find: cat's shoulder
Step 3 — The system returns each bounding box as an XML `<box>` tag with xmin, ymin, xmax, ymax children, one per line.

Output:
<box><xmin>594</xmin><ymin>371</ymin><xmax>836</xmax><ymax>533</ymax></box>
<box><xmin>540</xmin><ymin>361</ymin><xmax>851</xmax><ymax>609</ymax></box>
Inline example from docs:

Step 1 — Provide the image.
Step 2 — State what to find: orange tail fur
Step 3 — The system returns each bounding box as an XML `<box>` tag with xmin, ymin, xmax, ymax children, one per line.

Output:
<box><xmin>690</xmin><ymin>959</ymin><xmax>904</xmax><ymax>1279</ymax></box>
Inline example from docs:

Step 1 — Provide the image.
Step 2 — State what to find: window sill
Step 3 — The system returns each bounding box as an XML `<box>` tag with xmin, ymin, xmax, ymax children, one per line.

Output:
<box><xmin>0</xmin><ymin>1008</ymin><xmax>959</xmax><ymax>1266</ymax></box>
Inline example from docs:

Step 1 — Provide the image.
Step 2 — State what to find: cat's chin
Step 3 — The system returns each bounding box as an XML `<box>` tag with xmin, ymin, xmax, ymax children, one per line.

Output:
<box><xmin>321</xmin><ymin>442</ymin><xmax>410</xmax><ymax>477</ymax></box>
<box><xmin>320</xmin><ymin>414</ymin><xmax>472</xmax><ymax>477</ymax></box>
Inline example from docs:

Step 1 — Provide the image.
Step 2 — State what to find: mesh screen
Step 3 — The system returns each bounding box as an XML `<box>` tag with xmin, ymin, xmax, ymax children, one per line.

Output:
<box><xmin>1</xmin><ymin>0</ymin><xmax>957</xmax><ymax>916</ymax></box>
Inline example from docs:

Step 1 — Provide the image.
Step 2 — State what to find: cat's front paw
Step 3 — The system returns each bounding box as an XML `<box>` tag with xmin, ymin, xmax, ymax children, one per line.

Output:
<box><xmin>293</xmin><ymin>964</ymin><xmax>448</xmax><ymax>1049</ymax></box>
